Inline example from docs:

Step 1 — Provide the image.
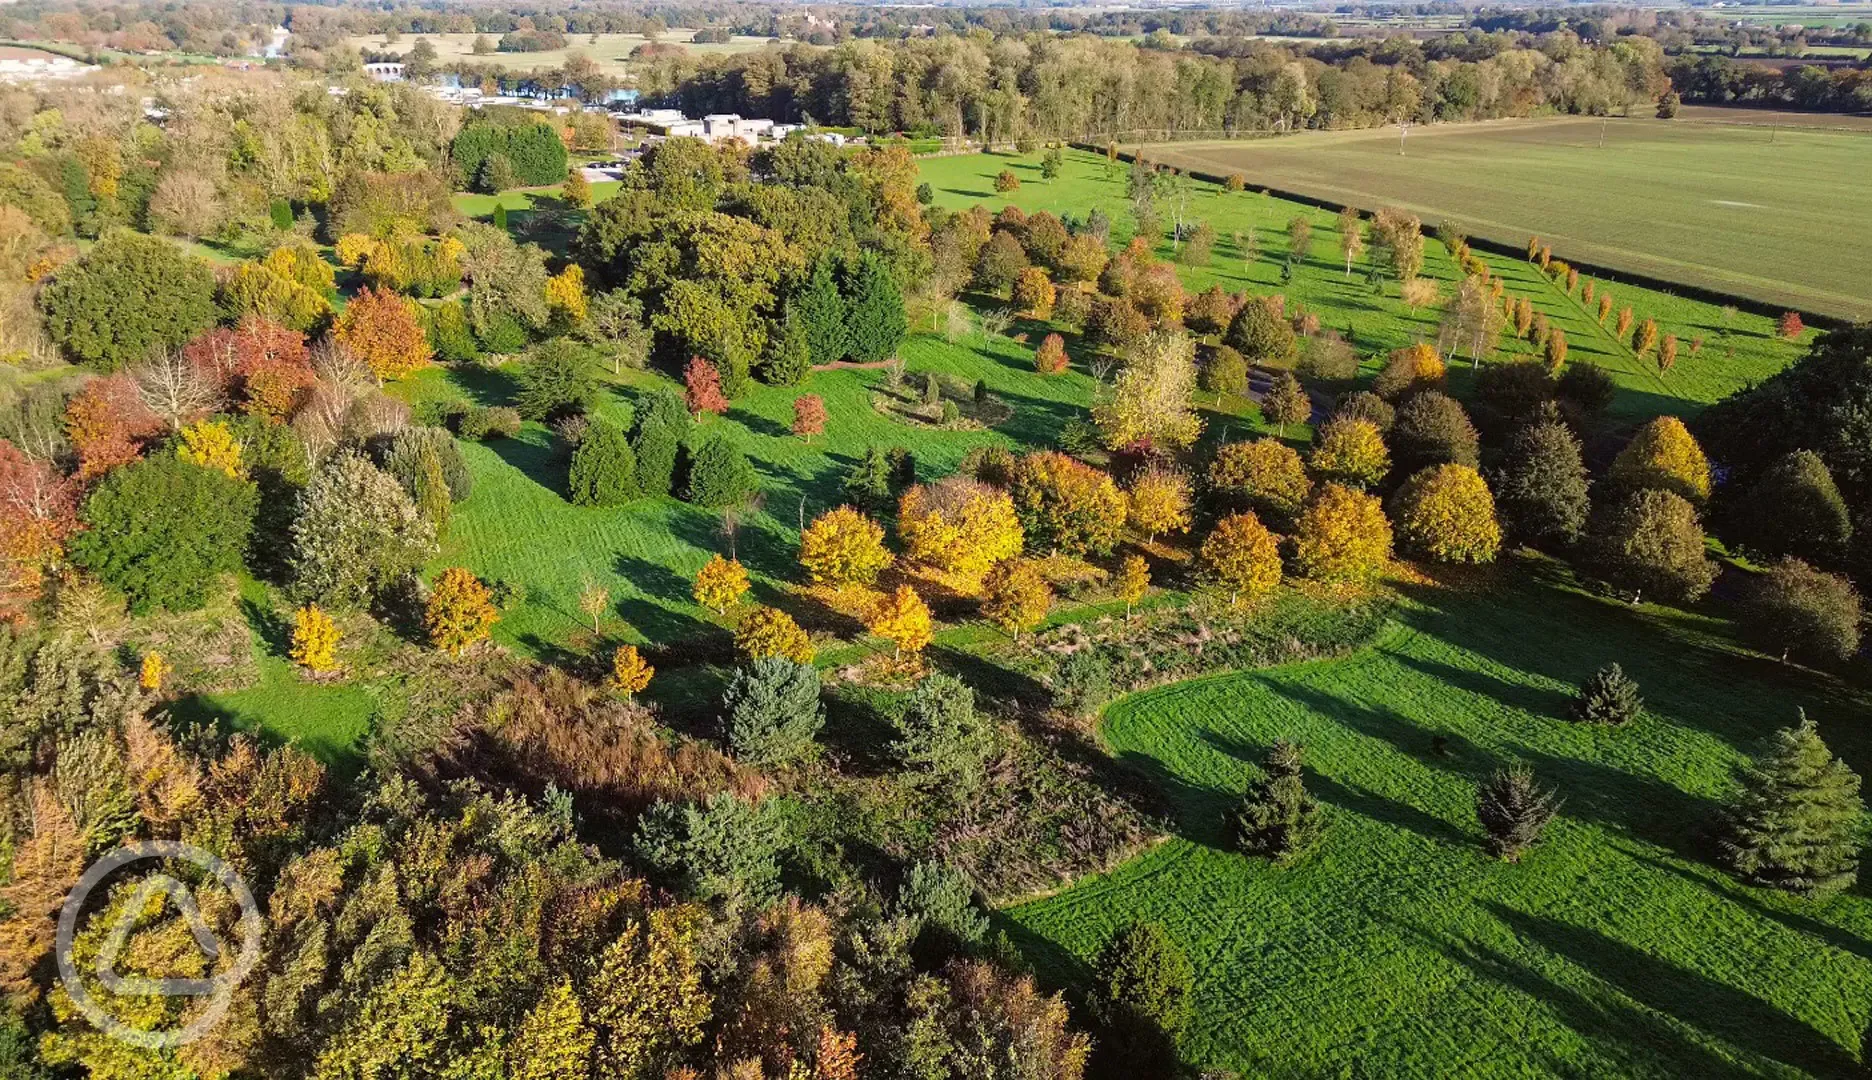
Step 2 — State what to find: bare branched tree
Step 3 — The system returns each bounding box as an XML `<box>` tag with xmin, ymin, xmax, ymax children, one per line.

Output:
<box><xmin>134</xmin><ymin>347</ymin><xmax>219</xmax><ymax>430</ymax></box>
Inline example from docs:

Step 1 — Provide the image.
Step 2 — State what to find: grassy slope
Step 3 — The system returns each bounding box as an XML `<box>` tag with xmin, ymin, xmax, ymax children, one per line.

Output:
<box><xmin>1005</xmin><ymin>563</ymin><xmax>1872</xmax><ymax>1078</ymax></box>
<box><xmin>1137</xmin><ymin>117</ymin><xmax>1872</xmax><ymax>320</ymax></box>
<box><xmin>917</xmin><ymin>148</ymin><xmax>1812</xmax><ymax>429</ymax></box>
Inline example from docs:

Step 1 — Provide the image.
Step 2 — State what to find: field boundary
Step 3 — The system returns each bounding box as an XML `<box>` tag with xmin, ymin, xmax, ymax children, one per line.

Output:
<box><xmin>1079</xmin><ymin>141</ymin><xmax>1848</xmax><ymax>328</ymax></box>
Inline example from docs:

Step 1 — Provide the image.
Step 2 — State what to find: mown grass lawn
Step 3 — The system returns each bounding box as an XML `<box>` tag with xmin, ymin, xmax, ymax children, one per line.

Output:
<box><xmin>917</xmin><ymin>148</ymin><xmax>1813</xmax><ymax>429</ymax></box>
<box><xmin>1003</xmin><ymin>561</ymin><xmax>1872</xmax><ymax>1078</ymax></box>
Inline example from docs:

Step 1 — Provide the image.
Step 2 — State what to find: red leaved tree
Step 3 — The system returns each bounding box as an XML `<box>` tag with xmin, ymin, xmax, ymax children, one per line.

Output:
<box><xmin>684</xmin><ymin>356</ymin><xmax>728</xmax><ymax>420</ymax></box>
<box><xmin>792</xmin><ymin>394</ymin><xmax>827</xmax><ymax>442</ymax></box>
<box><xmin>0</xmin><ymin>438</ymin><xmax>81</xmax><ymax>623</ymax></box>
<box><xmin>63</xmin><ymin>374</ymin><xmax>162</xmax><ymax>479</ymax></box>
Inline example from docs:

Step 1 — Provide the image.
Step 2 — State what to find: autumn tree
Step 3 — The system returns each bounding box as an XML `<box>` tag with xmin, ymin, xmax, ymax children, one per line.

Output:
<box><xmin>1118</xmin><ymin>554</ymin><xmax>1150</xmax><ymax>619</ymax></box>
<box><xmin>897</xmin><ymin>477</ymin><xmax>1025</xmax><ymax>586</ymax></box>
<box><xmin>798</xmin><ymin>506</ymin><xmax>892</xmax><ymax>586</ymax></box>
<box><xmin>64</xmin><ymin>373</ymin><xmax>162</xmax><ymax>478</ymax></box>
<box><xmin>1126</xmin><ymin>467</ymin><xmax>1192</xmax><ymax>543</ymax></box>
<box><xmin>684</xmin><ymin>357</ymin><xmax>729</xmax><ymax>419</ymax></box>
<box><xmin>1719</xmin><ymin>712</ymin><xmax>1862</xmax><ymax>896</ymax></box>
<box><xmin>1223</xmin><ymin>296</ymin><xmax>1297</xmax><ymax>367</ymax></box>
<box><xmin>335</xmin><ymin>285</ymin><xmax>432</xmax><ymax>382</ymax></box>
<box><xmin>1262</xmin><ymin>373</ymin><xmax>1311</xmax><ymax>438</ymax></box>
<box><xmin>1586</xmin><ymin>489</ymin><xmax>1717</xmax><ymax>604</ymax></box>
<box><xmin>791</xmin><ymin>394</ymin><xmax>827</xmax><ymax>442</ymax></box>
<box><xmin>1731</xmin><ymin>450</ymin><xmax>1852</xmax><ymax>564</ymax></box>
<box><xmin>1292</xmin><ymin>483</ymin><xmax>1392</xmax><ymax>585</ymax></box>
<box><xmin>1012</xmin><ymin>267</ymin><xmax>1056</xmax><ymax>318</ymax></box>
<box><xmin>1092</xmin><ymin>329</ymin><xmax>1203</xmax><ymax>451</ymax></box>
<box><xmin>694</xmin><ymin>553</ymin><xmax>751</xmax><ymax>614</ymax></box>
<box><xmin>1609</xmin><ymin>416</ymin><xmax>1711</xmax><ymax>504</ymax></box>
<box><xmin>1034</xmin><ymin>333</ymin><xmax>1069</xmax><ymax>375</ymax></box>
<box><xmin>868</xmin><ymin>584</ymin><xmax>933</xmax><ymax>660</ymax></box>
<box><xmin>290</xmin><ymin>604</ymin><xmax>341</xmax><ymax>672</ymax></box>
<box><xmin>1391</xmin><ymin>391</ymin><xmax>1481</xmax><ymax>473</ymax></box>
<box><xmin>1657</xmin><ymin>333</ymin><xmax>1678</xmax><ymax>372</ymax></box>
<box><xmin>980</xmin><ymin>558</ymin><xmax>1052</xmax><ymax>640</ymax></box>
<box><xmin>737</xmin><ymin>605</ymin><xmax>816</xmax><ymax>663</ymax></box>
<box><xmin>1390</xmin><ymin>464</ymin><xmax>1502</xmax><ymax>564</ymax></box>
<box><xmin>1372</xmin><ymin>343</ymin><xmax>1446</xmax><ymax>400</ymax></box>
<box><xmin>426</xmin><ymin>566</ymin><xmax>498</xmax><ymax>655</ymax></box>
<box><xmin>610</xmin><ymin>644</ymin><xmax>654</xmax><ymax>698</ymax></box>
<box><xmin>1744</xmin><ymin>558</ymin><xmax>1862</xmax><ymax>664</ymax></box>
<box><xmin>1779</xmin><ymin>311</ymin><xmax>1804</xmax><ymax>339</ymax></box>
<box><xmin>1201</xmin><ymin>511</ymin><xmax>1282</xmax><ymax>606</ymax></box>
<box><xmin>1544</xmin><ymin>328</ymin><xmax>1568</xmax><ymax>373</ymax></box>
<box><xmin>1209</xmin><ymin>438</ymin><xmax>1311</xmax><ymax>524</ymax></box>
<box><xmin>1308</xmin><ymin>417</ymin><xmax>1390</xmax><ymax>490</ymax></box>
<box><xmin>1010</xmin><ymin>451</ymin><xmax>1128</xmax><ymax>556</ymax></box>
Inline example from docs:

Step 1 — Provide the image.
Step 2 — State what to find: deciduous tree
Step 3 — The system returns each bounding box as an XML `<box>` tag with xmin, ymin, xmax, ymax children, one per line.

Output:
<box><xmin>426</xmin><ymin>566</ymin><xmax>498</xmax><ymax>655</ymax></box>
<box><xmin>737</xmin><ymin>605</ymin><xmax>816</xmax><ymax>663</ymax></box>
<box><xmin>1308</xmin><ymin>417</ymin><xmax>1390</xmax><ymax>490</ymax></box>
<box><xmin>694</xmin><ymin>554</ymin><xmax>751</xmax><ymax>614</ymax></box>
<box><xmin>791</xmin><ymin>394</ymin><xmax>827</xmax><ymax>442</ymax></box>
<box><xmin>1745</xmin><ymin>558</ymin><xmax>1862</xmax><ymax>663</ymax></box>
<box><xmin>1292</xmin><ymin>483</ymin><xmax>1392</xmax><ymax>584</ymax></box>
<box><xmin>898</xmin><ymin>477</ymin><xmax>1025</xmax><ymax>585</ymax></box>
<box><xmin>1389</xmin><ymin>464</ymin><xmax>1501</xmax><ymax>564</ymax></box>
<box><xmin>1609</xmin><ymin>416</ymin><xmax>1710</xmax><ymax>504</ymax></box>
<box><xmin>610</xmin><ymin>644</ymin><xmax>654</xmax><ymax>698</ymax></box>
<box><xmin>1010</xmin><ymin>451</ymin><xmax>1128</xmax><ymax>556</ymax></box>
<box><xmin>798</xmin><ymin>506</ymin><xmax>892</xmax><ymax>586</ymax></box>
<box><xmin>980</xmin><ymin>558</ymin><xmax>1051</xmax><ymax>640</ymax></box>
<box><xmin>335</xmin><ymin>285</ymin><xmax>432</xmax><ymax>382</ymax></box>
<box><xmin>1126</xmin><ymin>467</ymin><xmax>1192</xmax><ymax>542</ymax></box>
<box><xmin>1092</xmin><ymin>329</ymin><xmax>1203</xmax><ymax>451</ymax></box>
<box><xmin>1586</xmin><ymin>489</ymin><xmax>1717</xmax><ymax>604</ymax></box>
<box><xmin>683</xmin><ymin>357</ymin><xmax>729</xmax><ymax>419</ymax></box>
<box><xmin>868</xmin><ymin>584</ymin><xmax>933</xmax><ymax>659</ymax></box>
<box><xmin>1201</xmin><ymin>511</ymin><xmax>1282</xmax><ymax>605</ymax></box>
<box><xmin>1210</xmin><ymin>438</ymin><xmax>1311</xmax><ymax>523</ymax></box>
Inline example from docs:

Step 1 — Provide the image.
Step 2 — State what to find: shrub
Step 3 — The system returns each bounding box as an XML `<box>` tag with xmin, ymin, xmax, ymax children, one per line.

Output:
<box><xmin>515</xmin><ymin>339</ymin><xmax>599</xmax><ymax>421</ymax></box>
<box><xmin>895</xmin><ymin>861</ymin><xmax>989</xmax><ymax>951</ymax></box>
<box><xmin>1493</xmin><ymin>421</ymin><xmax>1591</xmax><ymax>548</ymax></box>
<box><xmin>798</xmin><ymin>506</ymin><xmax>892</xmax><ymax>586</ymax></box>
<box><xmin>1209</xmin><ymin>438</ymin><xmax>1311</xmax><ymax>523</ymax></box>
<box><xmin>1034</xmin><ymin>333</ymin><xmax>1069</xmax><ymax>375</ymax></box>
<box><xmin>1718</xmin><ymin>712</ymin><xmax>1862</xmax><ymax>896</ymax></box>
<box><xmin>1478</xmin><ymin>765</ymin><xmax>1561</xmax><ymax>862</ymax></box>
<box><xmin>1609</xmin><ymin>416</ymin><xmax>1710</xmax><ymax>504</ymax></box>
<box><xmin>1201</xmin><ymin>512</ymin><xmax>1282</xmax><ymax>605</ymax></box>
<box><xmin>683</xmin><ymin>435</ymin><xmax>758</xmax><ymax>507</ymax></box>
<box><xmin>1308</xmin><ymin>418</ymin><xmax>1390</xmax><ymax>490</ymax></box>
<box><xmin>1092</xmin><ymin>921</ymin><xmax>1193</xmax><ymax>1074</ymax></box>
<box><xmin>458</xmin><ymin>406</ymin><xmax>521</xmax><ymax>440</ymax></box>
<box><xmin>1333</xmin><ymin>391</ymin><xmax>1395</xmax><ymax>432</ymax></box>
<box><xmin>993</xmin><ymin>169</ymin><xmax>1020</xmax><ymax>192</ymax></box>
<box><xmin>736</xmin><ymin>605</ymin><xmax>814</xmax><ymax>663</ymax></box>
<box><xmin>1585</xmin><ymin>489</ymin><xmax>1717</xmax><ymax>604</ymax></box>
<box><xmin>426</xmin><ymin>566</ymin><xmax>498</xmax><ymax>655</ymax></box>
<box><xmin>1389</xmin><ymin>464</ymin><xmax>1501</xmax><ymax>564</ymax></box>
<box><xmin>71</xmin><ymin>455</ymin><xmax>257</xmax><ymax>613</ymax></box>
<box><xmin>1051</xmin><ymin>648</ymin><xmax>1115</xmax><ymax>716</ymax></box>
<box><xmin>1292</xmin><ymin>483</ymin><xmax>1392</xmax><ymax>585</ymax></box>
<box><xmin>1731</xmin><ymin>450</ymin><xmax>1852</xmax><ymax>564</ymax></box>
<box><xmin>893</xmin><ymin>672</ymin><xmax>996</xmax><ymax>792</ymax></box>
<box><xmin>290</xmin><ymin>604</ymin><xmax>341</xmax><ymax>672</ymax></box>
<box><xmin>633</xmin><ymin>792</ymin><xmax>786</xmax><ymax>903</ymax></box>
<box><xmin>1571</xmin><ymin>663</ymin><xmax>1642</xmax><ymax>726</ymax></box>
<box><xmin>1010</xmin><ymin>451</ymin><xmax>1128</xmax><ymax>556</ymax></box>
<box><xmin>980</xmin><ymin>558</ymin><xmax>1052</xmax><ymax>640</ymax></box>
<box><xmin>1234</xmin><ymin>740</ymin><xmax>1323</xmax><ymax>864</ymax></box>
<box><xmin>1745</xmin><ymin>558</ymin><xmax>1862</xmax><ymax>663</ymax></box>
<box><xmin>567</xmin><ymin>419</ymin><xmax>639</xmax><ymax>506</ymax></box>
<box><xmin>382</xmin><ymin>427</ymin><xmax>472</xmax><ymax>503</ymax></box>
<box><xmin>720</xmin><ymin>655</ymin><xmax>825</xmax><ymax>766</ymax></box>
<box><xmin>289</xmin><ymin>451</ymin><xmax>437</xmax><ymax>608</ymax></box>
<box><xmin>1391</xmin><ymin>391</ymin><xmax>1480</xmax><ymax>473</ymax></box>
<box><xmin>1222</xmin><ymin>296</ymin><xmax>1297</xmax><ymax>367</ymax></box>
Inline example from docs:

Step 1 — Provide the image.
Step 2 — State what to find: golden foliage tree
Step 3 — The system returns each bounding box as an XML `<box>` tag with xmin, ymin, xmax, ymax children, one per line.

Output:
<box><xmin>1091</xmin><ymin>329</ymin><xmax>1203</xmax><ymax>451</ymax></box>
<box><xmin>1209</xmin><ymin>438</ymin><xmax>1312</xmax><ymax>520</ymax></box>
<box><xmin>545</xmin><ymin>263</ymin><xmax>588</xmax><ymax>323</ymax></box>
<box><xmin>1126</xmin><ymin>466</ymin><xmax>1193</xmax><ymax>542</ymax></box>
<box><xmin>736</xmin><ymin>605</ymin><xmax>815</xmax><ymax>663</ymax></box>
<box><xmin>176</xmin><ymin>419</ymin><xmax>245</xmax><ymax>478</ymax></box>
<box><xmin>1012</xmin><ymin>266</ymin><xmax>1056</xmax><ymax>318</ymax></box>
<box><xmin>138</xmin><ymin>651</ymin><xmax>170</xmax><ymax>691</ymax></box>
<box><xmin>1390</xmin><ymin>464</ymin><xmax>1502</xmax><ymax>564</ymax></box>
<box><xmin>1118</xmin><ymin>554</ymin><xmax>1150</xmax><ymax>619</ymax></box>
<box><xmin>426</xmin><ymin>566</ymin><xmax>498</xmax><ymax>656</ymax></box>
<box><xmin>1201</xmin><ymin>511</ymin><xmax>1283</xmax><ymax>606</ymax></box>
<box><xmin>1010</xmin><ymin>451</ymin><xmax>1128</xmax><ymax>557</ymax></box>
<box><xmin>1292</xmin><ymin>483</ymin><xmax>1393</xmax><ymax>584</ymax></box>
<box><xmin>693</xmin><ymin>554</ymin><xmax>751</xmax><ymax>614</ymax></box>
<box><xmin>610</xmin><ymin>644</ymin><xmax>654</xmax><ymax>699</ymax></box>
<box><xmin>867</xmin><ymin>584</ymin><xmax>933</xmax><ymax>659</ymax></box>
<box><xmin>798</xmin><ymin>506</ymin><xmax>893</xmax><ymax>586</ymax></box>
<box><xmin>1373</xmin><ymin>342</ymin><xmax>1446</xmax><ymax>400</ymax></box>
<box><xmin>1308</xmin><ymin>417</ymin><xmax>1391</xmax><ymax>490</ymax></box>
<box><xmin>1610</xmin><ymin>415</ymin><xmax>1711</xmax><ymax>504</ymax></box>
<box><xmin>897</xmin><ymin>478</ymin><xmax>1024</xmax><ymax>585</ymax></box>
<box><xmin>1632</xmin><ymin>317</ymin><xmax>1658</xmax><ymax>357</ymax></box>
<box><xmin>335</xmin><ymin>284</ymin><xmax>432</xmax><ymax>382</ymax></box>
<box><xmin>980</xmin><ymin>558</ymin><xmax>1052</xmax><ymax>640</ymax></box>
<box><xmin>290</xmin><ymin>603</ymin><xmax>341</xmax><ymax>672</ymax></box>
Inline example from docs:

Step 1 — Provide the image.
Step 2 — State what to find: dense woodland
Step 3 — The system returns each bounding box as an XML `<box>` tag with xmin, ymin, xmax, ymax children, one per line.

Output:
<box><xmin>0</xmin><ymin>7</ymin><xmax>1868</xmax><ymax>1078</ymax></box>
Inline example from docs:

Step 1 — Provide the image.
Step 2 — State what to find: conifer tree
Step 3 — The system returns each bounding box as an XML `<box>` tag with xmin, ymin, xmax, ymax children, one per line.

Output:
<box><xmin>1570</xmin><ymin>663</ymin><xmax>1642</xmax><ymax>726</ymax></box>
<box><xmin>1477</xmin><ymin>765</ymin><xmax>1561</xmax><ymax>862</ymax></box>
<box><xmin>846</xmin><ymin>252</ymin><xmax>908</xmax><ymax>364</ymax></box>
<box><xmin>843</xmin><ymin>447</ymin><xmax>893</xmax><ymax>516</ymax></box>
<box><xmin>795</xmin><ymin>257</ymin><xmax>850</xmax><ymax>365</ymax></box>
<box><xmin>721</xmin><ymin>655</ymin><xmax>825</xmax><ymax>766</ymax></box>
<box><xmin>1092</xmin><ymin>920</ymin><xmax>1193</xmax><ymax>1074</ymax></box>
<box><xmin>764</xmin><ymin>302</ymin><xmax>814</xmax><ymax>385</ymax></box>
<box><xmin>1234</xmin><ymin>740</ymin><xmax>1323</xmax><ymax>864</ymax></box>
<box><xmin>1719</xmin><ymin>712</ymin><xmax>1864</xmax><ymax>896</ymax></box>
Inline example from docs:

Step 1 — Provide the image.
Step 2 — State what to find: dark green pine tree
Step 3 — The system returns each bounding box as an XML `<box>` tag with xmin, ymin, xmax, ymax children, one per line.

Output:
<box><xmin>1091</xmin><ymin>920</ymin><xmax>1193</xmax><ymax>1074</ymax></box>
<box><xmin>1570</xmin><ymin>663</ymin><xmax>1643</xmax><ymax>726</ymax></box>
<box><xmin>763</xmin><ymin>301</ymin><xmax>814</xmax><ymax>385</ymax></box>
<box><xmin>794</xmin><ymin>257</ymin><xmax>849</xmax><ymax>366</ymax></box>
<box><xmin>1233</xmin><ymin>740</ymin><xmax>1324</xmax><ymax>864</ymax></box>
<box><xmin>1477</xmin><ymin>765</ymin><xmax>1561</xmax><ymax>862</ymax></box>
<box><xmin>844</xmin><ymin>446</ymin><xmax>893</xmax><ymax>515</ymax></box>
<box><xmin>844</xmin><ymin>252</ymin><xmax>908</xmax><ymax>365</ymax></box>
<box><xmin>721</xmin><ymin>655</ymin><xmax>825</xmax><ymax>766</ymax></box>
<box><xmin>1719</xmin><ymin>711</ymin><xmax>1864</xmax><ymax>896</ymax></box>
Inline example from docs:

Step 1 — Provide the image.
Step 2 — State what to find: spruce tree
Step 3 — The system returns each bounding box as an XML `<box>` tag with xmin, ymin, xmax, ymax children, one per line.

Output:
<box><xmin>1477</xmin><ymin>765</ymin><xmax>1561</xmax><ymax>862</ymax></box>
<box><xmin>794</xmin><ymin>257</ymin><xmax>849</xmax><ymax>366</ymax></box>
<box><xmin>844</xmin><ymin>446</ymin><xmax>893</xmax><ymax>515</ymax></box>
<box><xmin>630</xmin><ymin>390</ymin><xmax>688</xmax><ymax>498</ymax></box>
<box><xmin>1570</xmin><ymin>663</ymin><xmax>1642</xmax><ymax>726</ymax></box>
<box><xmin>720</xmin><ymin>655</ymin><xmax>825</xmax><ymax>766</ymax></box>
<box><xmin>1233</xmin><ymin>740</ymin><xmax>1324</xmax><ymax>864</ymax></box>
<box><xmin>683</xmin><ymin>435</ymin><xmax>758</xmax><ymax>508</ymax></box>
<box><xmin>1719</xmin><ymin>712</ymin><xmax>1864</xmax><ymax>896</ymax></box>
<box><xmin>568</xmin><ymin>420</ymin><xmax>639</xmax><ymax>507</ymax></box>
<box><xmin>845</xmin><ymin>252</ymin><xmax>908</xmax><ymax>364</ymax></box>
<box><xmin>1092</xmin><ymin>920</ymin><xmax>1193</xmax><ymax>1074</ymax></box>
<box><xmin>1493</xmin><ymin>419</ymin><xmax>1591</xmax><ymax>547</ymax></box>
<box><xmin>764</xmin><ymin>302</ymin><xmax>814</xmax><ymax>385</ymax></box>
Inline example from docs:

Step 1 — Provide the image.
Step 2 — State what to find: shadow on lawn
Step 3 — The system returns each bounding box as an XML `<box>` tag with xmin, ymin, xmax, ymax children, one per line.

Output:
<box><xmin>1626</xmin><ymin>847</ymin><xmax>1872</xmax><ymax>966</ymax></box>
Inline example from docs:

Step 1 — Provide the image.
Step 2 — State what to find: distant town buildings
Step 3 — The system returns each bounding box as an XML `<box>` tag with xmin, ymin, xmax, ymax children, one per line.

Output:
<box><xmin>0</xmin><ymin>52</ymin><xmax>100</xmax><ymax>83</ymax></box>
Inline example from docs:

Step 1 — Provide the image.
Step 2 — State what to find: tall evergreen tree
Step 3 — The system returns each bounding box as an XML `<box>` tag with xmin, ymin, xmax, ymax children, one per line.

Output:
<box><xmin>720</xmin><ymin>655</ymin><xmax>825</xmax><ymax>766</ymax></box>
<box><xmin>1719</xmin><ymin>712</ymin><xmax>1864</xmax><ymax>896</ymax></box>
<box><xmin>1493</xmin><ymin>419</ymin><xmax>1591</xmax><ymax>547</ymax></box>
<box><xmin>794</xmin><ymin>257</ymin><xmax>849</xmax><ymax>366</ymax></box>
<box><xmin>1477</xmin><ymin>765</ymin><xmax>1561</xmax><ymax>862</ymax></box>
<box><xmin>1091</xmin><ymin>920</ymin><xmax>1193</xmax><ymax>1075</ymax></box>
<box><xmin>1570</xmin><ymin>663</ymin><xmax>1643</xmax><ymax>726</ymax></box>
<box><xmin>1732</xmin><ymin>449</ymin><xmax>1853</xmax><ymax>565</ymax></box>
<box><xmin>630</xmin><ymin>390</ymin><xmax>689</xmax><ymax>498</ymax></box>
<box><xmin>764</xmin><ymin>301</ymin><xmax>814</xmax><ymax>385</ymax></box>
<box><xmin>844</xmin><ymin>446</ymin><xmax>894</xmax><ymax>516</ymax></box>
<box><xmin>567</xmin><ymin>420</ymin><xmax>639</xmax><ymax>507</ymax></box>
<box><xmin>844</xmin><ymin>252</ymin><xmax>908</xmax><ymax>364</ymax></box>
<box><xmin>1233</xmin><ymin>740</ymin><xmax>1324</xmax><ymax>864</ymax></box>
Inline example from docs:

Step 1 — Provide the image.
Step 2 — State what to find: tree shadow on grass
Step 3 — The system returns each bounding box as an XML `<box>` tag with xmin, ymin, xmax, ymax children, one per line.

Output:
<box><xmin>484</xmin><ymin>430</ymin><xmax>566</xmax><ymax>496</ymax></box>
<box><xmin>447</xmin><ymin>362</ymin><xmax>522</xmax><ymax>407</ymax></box>
<box><xmin>819</xmin><ymin>683</ymin><xmax>901</xmax><ymax>776</ymax></box>
<box><xmin>1482</xmin><ymin>901</ymin><xmax>1860</xmax><ymax>1078</ymax></box>
<box><xmin>240</xmin><ymin>596</ymin><xmax>292</xmax><ymax>657</ymax></box>
<box><xmin>1625</xmin><ymin>847</ymin><xmax>1872</xmax><ymax>966</ymax></box>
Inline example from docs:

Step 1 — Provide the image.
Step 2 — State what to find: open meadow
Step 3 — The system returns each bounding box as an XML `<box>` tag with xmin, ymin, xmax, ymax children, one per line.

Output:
<box><xmin>1133</xmin><ymin>116</ymin><xmax>1872</xmax><ymax>320</ymax></box>
<box><xmin>348</xmin><ymin>30</ymin><xmax>780</xmax><ymax>74</ymax></box>
<box><xmin>1007</xmin><ymin>561</ymin><xmax>1872</xmax><ymax>1077</ymax></box>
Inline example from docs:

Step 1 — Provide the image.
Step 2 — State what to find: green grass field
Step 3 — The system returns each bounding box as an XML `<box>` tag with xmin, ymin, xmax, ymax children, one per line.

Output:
<box><xmin>1129</xmin><ymin>117</ymin><xmax>1872</xmax><ymax>320</ymax></box>
<box><xmin>1004</xmin><ymin>562</ymin><xmax>1872</xmax><ymax>1078</ymax></box>
<box><xmin>917</xmin><ymin>148</ymin><xmax>1812</xmax><ymax>427</ymax></box>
